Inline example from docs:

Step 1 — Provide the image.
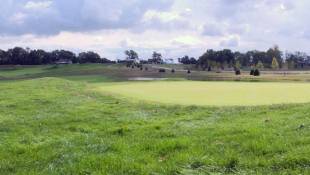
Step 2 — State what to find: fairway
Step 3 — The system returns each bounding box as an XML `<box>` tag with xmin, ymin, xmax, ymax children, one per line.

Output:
<box><xmin>99</xmin><ymin>81</ymin><xmax>310</xmax><ymax>106</ymax></box>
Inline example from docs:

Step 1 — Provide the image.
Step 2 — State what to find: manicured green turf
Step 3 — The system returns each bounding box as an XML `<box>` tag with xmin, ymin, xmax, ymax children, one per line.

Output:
<box><xmin>98</xmin><ymin>81</ymin><xmax>310</xmax><ymax>106</ymax></box>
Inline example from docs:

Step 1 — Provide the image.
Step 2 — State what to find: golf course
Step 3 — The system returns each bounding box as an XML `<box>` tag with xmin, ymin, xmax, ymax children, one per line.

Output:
<box><xmin>3</xmin><ymin>0</ymin><xmax>310</xmax><ymax>174</ymax></box>
<box><xmin>1</xmin><ymin>64</ymin><xmax>310</xmax><ymax>174</ymax></box>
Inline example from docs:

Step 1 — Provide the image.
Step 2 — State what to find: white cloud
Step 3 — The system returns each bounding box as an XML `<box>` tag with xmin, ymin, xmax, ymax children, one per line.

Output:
<box><xmin>172</xmin><ymin>36</ymin><xmax>201</xmax><ymax>46</ymax></box>
<box><xmin>220</xmin><ymin>36</ymin><xmax>240</xmax><ymax>48</ymax></box>
<box><xmin>120</xmin><ymin>38</ymin><xmax>138</xmax><ymax>48</ymax></box>
<box><xmin>24</xmin><ymin>1</ymin><xmax>53</xmax><ymax>10</ymax></box>
<box><xmin>143</xmin><ymin>10</ymin><xmax>180</xmax><ymax>22</ymax></box>
<box><xmin>2</xmin><ymin>0</ymin><xmax>310</xmax><ymax>59</ymax></box>
<box><xmin>202</xmin><ymin>22</ymin><xmax>225</xmax><ymax>36</ymax></box>
<box><xmin>9</xmin><ymin>12</ymin><xmax>27</xmax><ymax>25</ymax></box>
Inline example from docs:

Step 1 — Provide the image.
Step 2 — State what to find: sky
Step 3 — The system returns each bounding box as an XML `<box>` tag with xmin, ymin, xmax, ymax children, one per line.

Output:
<box><xmin>0</xmin><ymin>0</ymin><xmax>309</xmax><ymax>60</ymax></box>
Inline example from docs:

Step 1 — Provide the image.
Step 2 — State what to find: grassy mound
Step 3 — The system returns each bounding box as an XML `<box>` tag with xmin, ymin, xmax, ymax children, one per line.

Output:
<box><xmin>0</xmin><ymin>78</ymin><xmax>310</xmax><ymax>174</ymax></box>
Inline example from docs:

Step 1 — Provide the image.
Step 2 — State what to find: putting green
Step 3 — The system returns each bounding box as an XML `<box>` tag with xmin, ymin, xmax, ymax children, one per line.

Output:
<box><xmin>97</xmin><ymin>81</ymin><xmax>310</xmax><ymax>106</ymax></box>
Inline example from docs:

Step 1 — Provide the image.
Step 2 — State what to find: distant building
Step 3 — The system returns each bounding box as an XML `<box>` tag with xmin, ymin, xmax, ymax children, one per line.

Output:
<box><xmin>164</xmin><ymin>58</ymin><xmax>178</xmax><ymax>64</ymax></box>
<box><xmin>127</xmin><ymin>58</ymin><xmax>140</xmax><ymax>64</ymax></box>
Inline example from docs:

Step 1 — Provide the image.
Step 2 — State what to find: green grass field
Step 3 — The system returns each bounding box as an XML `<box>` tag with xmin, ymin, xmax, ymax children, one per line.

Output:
<box><xmin>98</xmin><ymin>81</ymin><xmax>310</xmax><ymax>106</ymax></box>
<box><xmin>1</xmin><ymin>65</ymin><xmax>310</xmax><ymax>174</ymax></box>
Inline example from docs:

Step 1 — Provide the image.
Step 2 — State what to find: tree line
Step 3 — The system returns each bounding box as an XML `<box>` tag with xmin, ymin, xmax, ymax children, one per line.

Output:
<box><xmin>123</xmin><ymin>46</ymin><xmax>310</xmax><ymax>70</ymax></box>
<box><xmin>0</xmin><ymin>47</ymin><xmax>114</xmax><ymax>65</ymax></box>
<box><xmin>197</xmin><ymin>46</ymin><xmax>310</xmax><ymax>70</ymax></box>
<box><xmin>197</xmin><ymin>46</ymin><xmax>282</xmax><ymax>70</ymax></box>
<box><xmin>1</xmin><ymin>46</ymin><xmax>310</xmax><ymax>70</ymax></box>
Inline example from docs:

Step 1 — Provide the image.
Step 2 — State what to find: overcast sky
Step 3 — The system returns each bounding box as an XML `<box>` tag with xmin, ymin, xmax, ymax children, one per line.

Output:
<box><xmin>0</xmin><ymin>0</ymin><xmax>309</xmax><ymax>59</ymax></box>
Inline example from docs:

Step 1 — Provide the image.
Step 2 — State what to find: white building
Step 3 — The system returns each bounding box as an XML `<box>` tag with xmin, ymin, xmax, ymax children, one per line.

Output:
<box><xmin>164</xmin><ymin>58</ymin><xmax>179</xmax><ymax>64</ymax></box>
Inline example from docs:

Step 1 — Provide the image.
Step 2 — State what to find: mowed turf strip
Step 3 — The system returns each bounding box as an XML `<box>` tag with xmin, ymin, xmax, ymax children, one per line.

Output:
<box><xmin>98</xmin><ymin>81</ymin><xmax>310</xmax><ymax>106</ymax></box>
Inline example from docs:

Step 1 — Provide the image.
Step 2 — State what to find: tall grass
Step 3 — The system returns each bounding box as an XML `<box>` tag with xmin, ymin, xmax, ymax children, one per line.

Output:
<box><xmin>0</xmin><ymin>78</ymin><xmax>309</xmax><ymax>174</ymax></box>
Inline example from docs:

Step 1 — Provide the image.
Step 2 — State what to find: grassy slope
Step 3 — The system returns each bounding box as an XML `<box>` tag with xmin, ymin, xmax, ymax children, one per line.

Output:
<box><xmin>3</xmin><ymin>64</ymin><xmax>310</xmax><ymax>82</ymax></box>
<box><xmin>0</xmin><ymin>78</ymin><xmax>310</xmax><ymax>174</ymax></box>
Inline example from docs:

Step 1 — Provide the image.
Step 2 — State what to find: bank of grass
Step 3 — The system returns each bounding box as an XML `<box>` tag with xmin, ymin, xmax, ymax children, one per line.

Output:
<box><xmin>3</xmin><ymin>64</ymin><xmax>310</xmax><ymax>82</ymax></box>
<box><xmin>0</xmin><ymin>77</ymin><xmax>310</xmax><ymax>174</ymax></box>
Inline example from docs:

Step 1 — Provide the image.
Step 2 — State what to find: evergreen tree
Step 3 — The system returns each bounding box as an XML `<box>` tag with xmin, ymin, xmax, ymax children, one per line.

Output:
<box><xmin>271</xmin><ymin>57</ymin><xmax>279</xmax><ymax>70</ymax></box>
<box><xmin>256</xmin><ymin>61</ymin><xmax>264</xmax><ymax>70</ymax></box>
<box><xmin>235</xmin><ymin>60</ymin><xmax>241</xmax><ymax>69</ymax></box>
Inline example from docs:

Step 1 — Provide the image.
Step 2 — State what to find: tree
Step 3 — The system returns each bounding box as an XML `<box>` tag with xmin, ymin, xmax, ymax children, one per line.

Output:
<box><xmin>288</xmin><ymin>60</ymin><xmax>296</xmax><ymax>69</ymax></box>
<box><xmin>235</xmin><ymin>60</ymin><xmax>241</xmax><ymax>70</ymax></box>
<box><xmin>219</xmin><ymin>49</ymin><xmax>234</xmax><ymax>67</ymax></box>
<box><xmin>178</xmin><ymin>55</ymin><xmax>189</xmax><ymax>64</ymax></box>
<box><xmin>285</xmin><ymin>52</ymin><xmax>306</xmax><ymax>69</ymax></box>
<box><xmin>179</xmin><ymin>55</ymin><xmax>197</xmax><ymax>64</ymax></box>
<box><xmin>271</xmin><ymin>57</ymin><xmax>279</xmax><ymax>70</ymax></box>
<box><xmin>7</xmin><ymin>47</ymin><xmax>28</xmax><ymax>65</ymax></box>
<box><xmin>234</xmin><ymin>60</ymin><xmax>241</xmax><ymax>75</ymax></box>
<box><xmin>0</xmin><ymin>47</ymin><xmax>113</xmax><ymax>65</ymax></box>
<box><xmin>0</xmin><ymin>49</ymin><xmax>8</xmax><ymax>65</ymax></box>
<box><xmin>189</xmin><ymin>57</ymin><xmax>197</xmax><ymax>64</ymax></box>
<box><xmin>150</xmin><ymin>52</ymin><xmax>163</xmax><ymax>64</ymax></box>
<box><xmin>125</xmin><ymin>50</ymin><xmax>139</xmax><ymax>62</ymax></box>
<box><xmin>256</xmin><ymin>61</ymin><xmax>264</xmax><ymax>70</ymax></box>
<box><xmin>59</xmin><ymin>50</ymin><xmax>76</xmax><ymax>63</ymax></box>
<box><xmin>198</xmin><ymin>49</ymin><xmax>235</xmax><ymax>69</ymax></box>
<box><xmin>28</xmin><ymin>49</ymin><xmax>49</xmax><ymax>65</ymax></box>
<box><xmin>78</xmin><ymin>51</ymin><xmax>101</xmax><ymax>63</ymax></box>
<box><xmin>198</xmin><ymin>49</ymin><xmax>216</xmax><ymax>68</ymax></box>
<box><xmin>267</xmin><ymin>45</ymin><xmax>282</xmax><ymax>68</ymax></box>
<box><xmin>235</xmin><ymin>51</ymin><xmax>249</xmax><ymax>67</ymax></box>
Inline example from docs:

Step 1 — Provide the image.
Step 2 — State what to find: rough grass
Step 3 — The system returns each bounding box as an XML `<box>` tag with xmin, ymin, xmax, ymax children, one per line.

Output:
<box><xmin>0</xmin><ymin>78</ymin><xmax>310</xmax><ymax>174</ymax></box>
<box><xmin>3</xmin><ymin>64</ymin><xmax>310</xmax><ymax>82</ymax></box>
<box><xmin>97</xmin><ymin>81</ymin><xmax>310</xmax><ymax>106</ymax></box>
<box><xmin>1</xmin><ymin>65</ymin><xmax>310</xmax><ymax>174</ymax></box>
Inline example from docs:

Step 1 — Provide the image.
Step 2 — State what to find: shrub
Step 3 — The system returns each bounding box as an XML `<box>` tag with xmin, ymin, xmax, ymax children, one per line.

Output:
<box><xmin>254</xmin><ymin>69</ymin><xmax>260</xmax><ymax>76</ymax></box>
<box><xmin>159</xmin><ymin>69</ymin><xmax>166</xmax><ymax>73</ymax></box>
<box><xmin>250</xmin><ymin>69</ymin><xmax>255</xmax><ymax>75</ymax></box>
<box><xmin>235</xmin><ymin>69</ymin><xmax>241</xmax><ymax>75</ymax></box>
